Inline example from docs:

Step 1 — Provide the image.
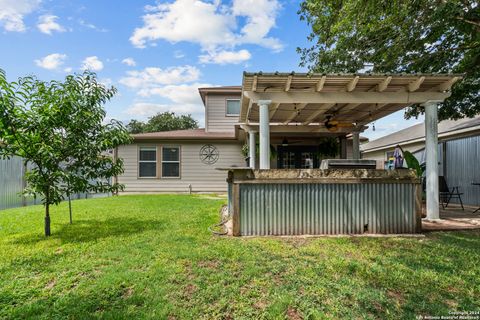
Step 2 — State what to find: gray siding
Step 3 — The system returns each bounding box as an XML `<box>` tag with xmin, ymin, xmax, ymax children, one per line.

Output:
<box><xmin>117</xmin><ymin>141</ymin><xmax>245</xmax><ymax>193</ymax></box>
<box><xmin>206</xmin><ymin>95</ymin><xmax>240</xmax><ymax>133</ymax></box>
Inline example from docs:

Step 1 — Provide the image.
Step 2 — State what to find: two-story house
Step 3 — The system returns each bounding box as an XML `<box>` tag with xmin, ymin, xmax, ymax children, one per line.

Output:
<box><xmin>116</xmin><ymin>84</ymin><xmax>362</xmax><ymax>193</ymax></box>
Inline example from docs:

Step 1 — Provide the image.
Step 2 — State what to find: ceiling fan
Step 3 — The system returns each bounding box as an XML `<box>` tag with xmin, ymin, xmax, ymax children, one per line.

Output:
<box><xmin>324</xmin><ymin>115</ymin><xmax>356</xmax><ymax>132</ymax></box>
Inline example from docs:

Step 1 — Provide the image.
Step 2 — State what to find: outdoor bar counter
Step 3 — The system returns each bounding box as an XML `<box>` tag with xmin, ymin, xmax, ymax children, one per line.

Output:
<box><xmin>222</xmin><ymin>168</ymin><xmax>422</xmax><ymax>236</ymax></box>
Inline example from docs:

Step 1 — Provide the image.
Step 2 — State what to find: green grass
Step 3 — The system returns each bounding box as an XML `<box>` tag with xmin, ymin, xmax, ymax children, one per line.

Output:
<box><xmin>1</xmin><ymin>195</ymin><xmax>479</xmax><ymax>319</ymax></box>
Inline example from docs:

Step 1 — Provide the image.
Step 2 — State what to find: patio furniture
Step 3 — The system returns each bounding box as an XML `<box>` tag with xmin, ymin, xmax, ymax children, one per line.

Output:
<box><xmin>439</xmin><ymin>176</ymin><xmax>464</xmax><ymax>210</ymax></box>
<box><xmin>472</xmin><ymin>183</ymin><xmax>480</xmax><ymax>214</ymax></box>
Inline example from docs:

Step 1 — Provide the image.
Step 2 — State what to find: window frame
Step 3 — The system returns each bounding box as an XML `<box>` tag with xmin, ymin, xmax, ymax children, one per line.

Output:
<box><xmin>138</xmin><ymin>145</ymin><xmax>158</xmax><ymax>179</ymax></box>
<box><xmin>225</xmin><ymin>98</ymin><xmax>241</xmax><ymax>117</ymax></box>
<box><xmin>161</xmin><ymin>145</ymin><xmax>181</xmax><ymax>179</ymax></box>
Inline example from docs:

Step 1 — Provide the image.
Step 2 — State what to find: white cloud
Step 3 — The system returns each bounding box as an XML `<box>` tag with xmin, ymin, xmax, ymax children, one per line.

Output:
<box><xmin>119</xmin><ymin>65</ymin><xmax>200</xmax><ymax>89</ymax></box>
<box><xmin>81</xmin><ymin>56</ymin><xmax>104</xmax><ymax>71</ymax></box>
<box><xmin>174</xmin><ymin>50</ymin><xmax>185</xmax><ymax>59</ymax></box>
<box><xmin>35</xmin><ymin>53</ymin><xmax>67</xmax><ymax>70</ymax></box>
<box><xmin>121</xmin><ymin>57</ymin><xmax>136</xmax><ymax>66</ymax></box>
<box><xmin>130</xmin><ymin>0</ymin><xmax>282</xmax><ymax>64</ymax></box>
<box><xmin>78</xmin><ymin>19</ymin><xmax>108</xmax><ymax>32</ymax></box>
<box><xmin>199</xmin><ymin>49</ymin><xmax>251</xmax><ymax>64</ymax></box>
<box><xmin>37</xmin><ymin>14</ymin><xmax>65</xmax><ymax>34</ymax></box>
<box><xmin>139</xmin><ymin>82</ymin><xmax>212</xmax><ymax>104</ymax></box>
<box><xmin>64</xmin><ymin>67</ymin><xmax>72</xmax><ymax>72</ymax></box>
<box><xmin>0</xmin><ymin>0</ymin><xmax>41</xmax><ymax>32</ymax></box>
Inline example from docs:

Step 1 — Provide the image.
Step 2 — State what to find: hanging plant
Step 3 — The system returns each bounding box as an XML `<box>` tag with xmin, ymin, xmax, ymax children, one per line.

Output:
<box><xmin>241</xmin><ymin>143</ymin><xmax>277</xmax><ymax>160</ymax></box>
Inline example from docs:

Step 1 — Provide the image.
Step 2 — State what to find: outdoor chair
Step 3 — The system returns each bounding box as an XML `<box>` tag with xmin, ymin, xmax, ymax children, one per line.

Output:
<box><xmin>439</xmin><ymin>176</ymin><xmax>464</xmax><ymax>210</ymax></box>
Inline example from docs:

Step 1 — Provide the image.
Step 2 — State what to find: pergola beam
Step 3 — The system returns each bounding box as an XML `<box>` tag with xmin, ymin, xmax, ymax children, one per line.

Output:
<box><xmin>239</xmin><ymin>123</ymin><xmax>368</xmax><ymax>134</ymax></box>
<box><xmin>252</xmin><ymin>75</ymin><xmax>258</xmax><ymax>92</ymax></box>
<box><xmin>285</xmin><ymin>75</ymin><xmax>293</xmax><ymax>92</ymax></box>
<box><xmin>245</xmin><ymin>99</ymin><xmax>253</xmax><ymax>123</ymax></box>
<box><xmin>315</xmin><ymin>76</ymin><xmax>326</xmax><ymax>92</ymax></box>
<box><xmin>346</xmin><ymin>76</ymin><xmax>360</xmax><ymax>92</ymax></box>
<box><xmin>437</xmin><ymin>76</ymin><xmax>460</xmax><ymax>92</ymax></box>
<box><xmin>244</xmin><ymin>91</ymin><xmax>451</xmax><ymax>105</ymax></box>
<box><xmin>302</xmin><ymin>103</ymin><xmax>336</xmax><ymax>125</ymax></box>
<box><xmin>283</xmin><ymin>103</ymin><xmax>307</xmax><ymax>124</ymax></box>
<box><xmin>268</xmin><ymin>102</ymin><xmax>280</xmax><ymax>119</ymax></box>
<box><xmin>408</xmin><ymin>76</ymin><xmax>425</xmax><ymax>92</ymax></box>
<box><xmin>377</xmin><ymin>76</ymin><xmax>392</xmax><ymax>92</ymax></box>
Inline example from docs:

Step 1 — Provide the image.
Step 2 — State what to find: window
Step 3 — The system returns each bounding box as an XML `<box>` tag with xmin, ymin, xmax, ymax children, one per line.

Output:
<box><xmin>226</xmin><ymin>99</ymin><xmax>240</xmax><ymax>116</ymax></box>
<box><xmin>139</xmin><ymin>147</ymin><xmax>157</xmax><ymax>178</ymax></box>
<box><xmin>162</xmin><ymin>147</ymin><xmax>180</xmax><ymax>178</ymax></box>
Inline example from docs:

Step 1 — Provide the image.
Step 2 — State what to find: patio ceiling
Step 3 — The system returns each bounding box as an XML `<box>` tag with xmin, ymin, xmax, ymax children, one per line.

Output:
<box><xmin>240</xmin><ymin>73</ymin><xmax>462</xmax><ymax>132</ymax></box>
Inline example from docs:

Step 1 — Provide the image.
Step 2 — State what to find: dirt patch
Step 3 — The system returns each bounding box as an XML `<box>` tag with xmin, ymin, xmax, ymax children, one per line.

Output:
<box><xmin>286</xmin><ymin>306</ymin><xmax>302</xmax><ymax>320</ymax></box>
<box><xmin>45</xmin><ymin>279</ymin><xmax>56</xmax><ymax>290</ymax></box>
<box><xmin>197</xmin><ymin>260</ymin><xmax>220</xmax><ymax>269</ymax></box>
<box><xmin>184</xmin><ymin>284</ymin><xmax>197</xmax><ymax>298</ymax></box>
<box><xmin>386</xmin><ymin>290</ymin><xmax>405</xmax><ymax>304</ymax></box>
<box><xmin>123</xmin><ymin>287</ymin><xmax>134</xmax><ymax>299</ymax></box>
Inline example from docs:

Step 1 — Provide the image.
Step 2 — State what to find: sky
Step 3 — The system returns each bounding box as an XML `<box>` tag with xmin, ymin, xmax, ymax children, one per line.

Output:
<box><xmin>0</xmin><ymin>0</ymin><xmax>424</xmax><ymax>141</ymax></box>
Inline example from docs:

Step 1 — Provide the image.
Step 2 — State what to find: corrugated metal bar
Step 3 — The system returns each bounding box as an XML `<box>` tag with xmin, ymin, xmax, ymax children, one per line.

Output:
<box><xmin>239</xmin><ymin>183</ymin><xmax>417</xmax><ymax>236</ymax></box>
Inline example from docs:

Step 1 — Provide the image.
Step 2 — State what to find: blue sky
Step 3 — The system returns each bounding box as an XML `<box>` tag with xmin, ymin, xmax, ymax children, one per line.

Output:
<box><xmin>0</xmin><ymin>0</ymin><xmax>423</xmax><ymax>140</ymax></box>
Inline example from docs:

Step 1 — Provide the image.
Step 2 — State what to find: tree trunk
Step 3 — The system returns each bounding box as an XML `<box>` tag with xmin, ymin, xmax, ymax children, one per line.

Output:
<box><xmin>45</xmin><ymin>203</ymin><xmax>51</xmax><ymax>236</ymax></box>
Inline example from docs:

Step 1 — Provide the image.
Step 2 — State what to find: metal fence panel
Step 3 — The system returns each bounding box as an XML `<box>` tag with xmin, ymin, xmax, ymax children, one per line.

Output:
<box><xmin>239</xmin><ymin>183</ymin><xmax>416</xmax><ymax>236</ymax></box>
<box><xmin>1</xmin><ymin>157</ymin><xmax>110</xmax><ymax>211</ymax></box>
<box><xmin>445</xmin><ymin>136</ymin><xmax>480</xmax><ymax>206</ymax></box>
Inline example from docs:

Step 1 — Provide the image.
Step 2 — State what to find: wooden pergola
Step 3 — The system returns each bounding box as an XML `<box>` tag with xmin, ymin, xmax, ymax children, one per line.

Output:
<box><xmin>239</xmin><ymin>72</ymin><xmax>462</xmax><ymax>221</ymax></box>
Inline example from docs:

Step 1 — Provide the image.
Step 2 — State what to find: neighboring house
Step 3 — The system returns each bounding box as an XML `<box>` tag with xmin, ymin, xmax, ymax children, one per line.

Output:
<box><xmin>116</xmin><ymin>85</ymin><xmax>361</xmax><ymax>193</ymax></box>
<box><xmin>361</xmin><ymin>116</ymin><xmax>480</xmax><ymax>206</ymax></box>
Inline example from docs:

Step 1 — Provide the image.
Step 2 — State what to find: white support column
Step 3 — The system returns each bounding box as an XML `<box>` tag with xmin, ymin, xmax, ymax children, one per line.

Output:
<box><xmin>352</xmin><ymin>132</ymin><xmax>360</xmax><ymax>159</ymax></box>
<box><xmin>424</xmin><ymin>101</ymin><xmax>440</xmax><ymax>220</ymax></box>
<box><xmin>248</xmin><ymin>131</ymin><xmax>256</xmax><ymax>169</ymax></box>
<box><xmin>258</xmin><ymin>100</ymin><xmax>271</xmax><ymax>169</ymax></box>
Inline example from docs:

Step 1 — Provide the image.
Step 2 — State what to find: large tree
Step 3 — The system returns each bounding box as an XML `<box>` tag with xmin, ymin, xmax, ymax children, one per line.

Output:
<box><xmin>127</xmin><ymin>112</ymin><xmax>198</xmax><ymax>133</ymax></box>
<box><xmin>0</xmin><ymin>70</ymin><xmax>131</xmax><ymax>236</ymax></box>
<box><xmin>298</xmin><ymin>0</ymin><xmax>479</xmax><ymax>120</ymax></box>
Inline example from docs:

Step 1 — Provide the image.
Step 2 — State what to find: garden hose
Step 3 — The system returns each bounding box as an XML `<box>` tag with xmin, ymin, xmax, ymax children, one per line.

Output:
<box><xmin>208</xmin><ymin>205</ymin><xmax>230</xmax><ymax>236</ymax></box>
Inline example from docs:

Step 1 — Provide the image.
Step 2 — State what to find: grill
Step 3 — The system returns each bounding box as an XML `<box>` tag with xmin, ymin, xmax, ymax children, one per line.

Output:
<box><xmin>320</xmin><ymin>159</ymin><xmax>377</xmax><ymax>169</ymax></box>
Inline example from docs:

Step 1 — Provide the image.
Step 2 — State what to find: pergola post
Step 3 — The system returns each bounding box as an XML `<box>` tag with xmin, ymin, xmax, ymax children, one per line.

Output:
<box><xmin>258</xmin><ymin>100</ymin><xmax>271</xmax><ymax>169</ymax></box>
<box><xmin>424</xmin><ymin>101</ymin><xmax>440</xmax><ymax>220</ymax></box>
<box><xmin>248</xmin><ymin>131</ymin><xmax>256</xmax><ymax>169</ymax></box>
<box><xmin>340</xmin><ymin>136</ymin><xmax>347</xmax><ymax>159</ymax></box>
<box><xmin>352</xmin><ymin>132</ymin><xmax>360</xmax><ymax>159</ymax></box>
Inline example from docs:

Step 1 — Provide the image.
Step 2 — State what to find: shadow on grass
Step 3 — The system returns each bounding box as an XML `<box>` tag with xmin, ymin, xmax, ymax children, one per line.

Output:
<box><xmin>10</xmin><ymin>217</ymin><xmax>167</xmax><ymax>245</ymax></box>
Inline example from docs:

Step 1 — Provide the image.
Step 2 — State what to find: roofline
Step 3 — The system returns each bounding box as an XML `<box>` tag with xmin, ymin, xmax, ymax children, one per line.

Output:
<box><xmin>243</xmin><ymin>72</ymin><xmax>466</xmax><ymax>77</ymax></box>
<box><xmin>361</xmin><ymin>124</ymin><xmax>480</xmax><ymax>153</ymax></box>
<box><xmin>132</xmin><ymin>136</ymin><xmax>239</xmax><ymax>141</ymax></box>
<box><xmin>198</xmin><ymin>86</ymin><xmax>242</xmax><ymax>106</ymax></box>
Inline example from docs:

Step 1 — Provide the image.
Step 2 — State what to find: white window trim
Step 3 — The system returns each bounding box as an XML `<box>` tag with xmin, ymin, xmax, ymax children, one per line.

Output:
<box><xmin>138</xmin><ymin>146</ymin><xmax>158</xmax><ymax>179</ymax></box>
<box><xmin>225</xmin><ymin>98</ymin><xmax>240</xmax><ymax>117</ymax></box>
<box><xmin>161</xmin><ymin>146</ymin><xmax>181</xmax><ymax>179</ymax></box>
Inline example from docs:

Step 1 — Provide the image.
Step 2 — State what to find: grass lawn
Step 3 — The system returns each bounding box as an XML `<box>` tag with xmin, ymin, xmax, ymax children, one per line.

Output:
<box><xmin>1</xmin><ymin>195</ymin><xmax>479</xmax><ymax>319</ymax></box>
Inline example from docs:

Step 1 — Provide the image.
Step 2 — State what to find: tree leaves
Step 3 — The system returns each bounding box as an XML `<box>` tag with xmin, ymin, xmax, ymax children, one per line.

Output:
<box><xmin>127</xmin><ymin>112</ymin><xmax>199</xmax><ymax>134</ymax></box>
<box><xmin>0</xmin><ymin>69</ymin><xmax>131</xmax><ymax>209</ymax></box>
<box><xmin>298</xmin><ymin>0</ymin><xmax>480</xmax><ymax>120</ymax></box>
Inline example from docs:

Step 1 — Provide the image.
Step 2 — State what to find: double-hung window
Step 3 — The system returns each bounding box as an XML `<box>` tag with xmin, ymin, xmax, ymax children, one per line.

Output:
<box><xmin>139</xmin><ymin>147</ymin><xmax>157</xmax><ymax>178</ymax></box>
<box><xmin>162</xmin><ymin>146</ymin><xmax>180</xmax><ymax>178</ymax></box>
<box><xmin>226</xmin><ymin>99</ymin><xmax>240</xmax><ymax>116</ymax></box>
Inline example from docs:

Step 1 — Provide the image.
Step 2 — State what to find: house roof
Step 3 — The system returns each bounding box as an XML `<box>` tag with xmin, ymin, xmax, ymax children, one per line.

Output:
<box><xmin>131</xmin><ymin>128</ymin><xmax>237</xmax><ymax>141</ymax></box>
<box><xmin>361</xmin><ymin>116</ymin><xmax>480</xmax><ymax>152</ymax></box>
<box><xmin>240</xmin><ymin>72</ymin><xmax>463</xmax><ymax>134</ymax></box>
<box><xmin>198</xmin><ymin>86</ymin><xmax>242</xmax><ymax>105</ymax></box>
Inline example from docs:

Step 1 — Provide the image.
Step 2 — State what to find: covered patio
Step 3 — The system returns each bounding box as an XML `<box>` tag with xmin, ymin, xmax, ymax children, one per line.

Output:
<box><xmin>227</xmin><ymin>72</ymin><xmax>462</xmax><ymax>236</ymax></box>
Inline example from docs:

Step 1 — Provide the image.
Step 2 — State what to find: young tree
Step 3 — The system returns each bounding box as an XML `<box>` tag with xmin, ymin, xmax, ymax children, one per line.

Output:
<box><xmin>0</xmin><ymin>70</ymin><xmax>131</xmax><ymax>236</ymax></box>
<box><xmin>127</xmin><ymin>112</ymin><xmax>198</xmax><ymax>133</ymax></box>
<box><xmin>298</xmin><ymin>0</ymin><xmax>479</xmax><ymax>120</ymax></box>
